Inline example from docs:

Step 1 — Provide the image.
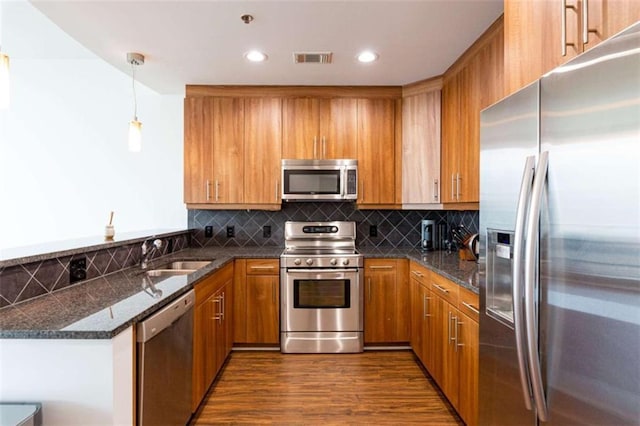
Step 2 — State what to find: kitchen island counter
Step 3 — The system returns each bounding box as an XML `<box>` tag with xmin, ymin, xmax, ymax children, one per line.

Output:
<box><xmin>0</xmin><ymin>246</ymin><xmax>476</xmax><ymax>340</ymax></box>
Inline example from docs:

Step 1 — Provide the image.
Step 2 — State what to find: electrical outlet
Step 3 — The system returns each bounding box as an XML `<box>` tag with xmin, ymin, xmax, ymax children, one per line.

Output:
<box><xmin>263</xmin><ymin>225</ymin><xmax>271</xmax><ymax>238</ymax></box>
<box><xmin>204</xmin><ymin>226</ymin><xmax>213</xmax><ymax>238</ymax></box>
<box><xmin>226</xmin><ymin>226</ymin><xmax>235</xmax><ymax>238</ymax></box>
<box><xmin>369</xmin><ymin>224</ymin><xmax>378</xmax><ymax>237</ymax></box>
<box><xmin>69</xmin><ymin>257</ymin><xmax>87</xmax><ymax>284</ymax></box>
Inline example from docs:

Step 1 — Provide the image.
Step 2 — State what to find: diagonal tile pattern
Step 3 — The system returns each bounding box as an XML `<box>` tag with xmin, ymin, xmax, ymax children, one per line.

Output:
<box><xmin>0</xmin><ymin>233</ymin><xmax>190</xmax><ymax>308</ymax></box>
<box><xmin>188</xmin><ymin>203</ymin><xmax>478</xmax><ymax>249</ymax></box>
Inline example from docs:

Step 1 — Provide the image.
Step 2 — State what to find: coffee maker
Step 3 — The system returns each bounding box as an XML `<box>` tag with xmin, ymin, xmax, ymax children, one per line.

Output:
<box><xmin>420</xmin><ymin>219</ymin><xmax>435</xmax><ymax>251</ymax></box>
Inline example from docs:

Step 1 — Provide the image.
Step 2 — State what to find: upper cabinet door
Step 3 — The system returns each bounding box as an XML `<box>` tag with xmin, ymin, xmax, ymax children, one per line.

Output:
<box><xmin>244</xmin><ymin>97</ymin><xmax>283</xmax><ymax>204</ymax></box>
<box><xmin>357</xmin><ymin>98</ymin><xmax>396</xmax><ymax>205</ymax></box>
<box><xmin>320</xmin><ymin>98</ymin><xmax>358</xmax><ymax>159</ymax></box>
<box><xmin>504</xmin><ymin>0</ymin><xmax>640</xmax><ymax>96</ymax></box>
<box><xmin>282</xmin><ymin>98</ymin><xmax>320</xmax><ymax>159</ymax></box>
<box><xmin>402</xmin><ymin>84</ymin><xmax>442</xmax><ymax>205</ymax></box>
<box><xmin>282</xmin><ymin>97</ymin><xmax>358</xmax><ymax>159</ymax></box>
<box><xmin>184</xmin><ymin>97</ymin><xmax>213</xmax><ymax>204</ymax></box>
<box><xmin>212</xmin><ymin>97</ymin><xmax>245</xmax><ymax>204</ymax></box>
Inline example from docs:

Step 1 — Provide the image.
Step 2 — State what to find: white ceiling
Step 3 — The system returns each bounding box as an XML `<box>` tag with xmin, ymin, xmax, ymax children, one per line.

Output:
<box><xmin>29</xmin><ymin>0</ymin><xmax>504</xmax><ymax>95</ymax></box>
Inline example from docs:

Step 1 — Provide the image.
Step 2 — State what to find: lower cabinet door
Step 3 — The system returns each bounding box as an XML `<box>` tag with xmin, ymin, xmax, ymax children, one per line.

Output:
<box><xmin>457</xmin><ymin>311</ymin><xmax>479</xmax><ymax>426</ymax></box>
<box><xmin>246</xmin><ymin>275</ymin><xmax>279</xmax><ymax>344</ymax></box>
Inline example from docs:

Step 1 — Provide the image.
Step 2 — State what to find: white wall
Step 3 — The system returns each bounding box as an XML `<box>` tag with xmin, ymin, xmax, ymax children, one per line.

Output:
<box><xmin>0</xmin><ymin>327</ymin><xmax>135</xmax><ymax>425</ymax></box>
<box><xmin>0</xmin><ymin>1</ymin><xmax>186</xmax><ymax>252</ymax></box>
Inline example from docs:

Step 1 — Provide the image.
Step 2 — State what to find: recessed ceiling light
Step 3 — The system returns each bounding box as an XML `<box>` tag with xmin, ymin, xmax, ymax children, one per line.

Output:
<box><xmin>357</xmin><ymin>50</ymin><xmax>379</xmax><ymax>63</ymax></box>
<box><xmin>245</xmin><ymin>50</ymin><xmax>268</xmax><ymax>62</ymax></box>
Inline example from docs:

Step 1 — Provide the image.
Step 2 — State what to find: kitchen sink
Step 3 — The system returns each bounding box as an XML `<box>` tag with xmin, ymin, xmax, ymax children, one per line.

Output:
<box><xmin>156</xmin><ymin>260</ymin><xmax>212</xmax><ymax>270</ymax></box>
<box><xmin>143</xmin><ymin>260</ymin><xmax>213</xmax><ymax>277</ymax></box>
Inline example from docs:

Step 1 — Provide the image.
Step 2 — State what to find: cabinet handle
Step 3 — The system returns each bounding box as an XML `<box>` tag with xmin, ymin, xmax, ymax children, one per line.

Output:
<box><xmin>212</xmin><ymin>297</ymin><xmax>222</xmax><ymax>322</ymax></box>
<box><xmin>361</xmin><ymin>181</ymin><xmax>365</xmax><ymax>201</ymax></box>
<box><xmin>313</xmin><ymin>136</ymin><xmax>318</xmax><ymax>159</ymax></box>
<box><xmin>461</xmin><ymin>301</ymin><xmax>480</xmax><ymax>315</ymax></box>
<box><xmin>433</xmin><ymin>284</ymin><xmax>449</xmax><ymax>294</ymax></box>
<box><xmin>206</xmin><ymin>179</ymin><xmax>211</xmax><ymax>201</ymax></box>
<box><xmin>434</xmin><ymin>179</ymin><xmax>439</xmax><ymax>202</ymax></box>
<box><xmin>411</xmin><ymin>270</ymin><xmax>423</xmax><ymax>278</ymax></box>
<box><xmin>456</xmin><ymin>173</ymin><xmax>461</xmax><ymax>201</ymax></box>
<box><xmin>455</xmin><ymin>317</ymin><xmax>462</xmax><ymax>352</ymax></box>
<box><xmin>250</xmin><ymin>265</ymin><xmax>275</xmax><ymax>271</ymax></box>
<box><xmin>447</xmin><ymin>311</ymin><xmax>452</xmax><ymax>344</ymax></box>
<box><xmin>424</xmin><ymin>295</ymin><xmax>431</xmax><ymax>318</ymax></box>
<box><xmin>272</xmin><ymin>281</ymin><xmax>276</xmax><ymax>303</ymax></box>
<box><xmin>582</xmin><ymin>0</ymin><xmax>598</xmax><ymax>44</ymax></box>
<box><xmin>215</xmin><ymin>179</ymin><xmax>219</xmax><ymax>202</ymax></box>
<box><xmin>368</xmin><ymin>278</ymin><xmax>372</xmax><ymax>303</ymax></box>
<box><xmin>221</xmin><ymin>292</ymin><xmax>225</xmax><ymax>321</ymax></box>
<box><xmin>369</xmin><ymin>265</ymin><xmax>393</xmax><ymax>270</ymax></box>
<box><xmin>451</xmin><ymin>174</ymin><xmax>455</xmax><ymax>200</ymax></box>
<box><xmin>322</xmin><ymin>136</ymin><xmax>326</xmax><ymax>159</ymax></box>
<box><xmin>561</xmin><ymin>0</ymin><xmax>577</xmax><ymax>56</ymax></box>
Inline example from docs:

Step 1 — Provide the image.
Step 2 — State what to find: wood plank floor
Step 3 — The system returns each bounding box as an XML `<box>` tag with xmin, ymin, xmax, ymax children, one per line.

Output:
<box><xmin>191</xmin><ymin>350</ymin><xmax>463</xmax><ymax>425</ymax></box>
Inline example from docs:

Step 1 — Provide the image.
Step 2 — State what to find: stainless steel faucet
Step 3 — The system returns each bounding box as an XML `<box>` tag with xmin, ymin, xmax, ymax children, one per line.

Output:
<box><xmin>141</xmin><ymin>239</ymin><xmax>163</xmax><ymax>269</ymax></box>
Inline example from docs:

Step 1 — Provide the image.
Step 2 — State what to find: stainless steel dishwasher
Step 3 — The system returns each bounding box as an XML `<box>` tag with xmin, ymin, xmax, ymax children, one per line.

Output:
<box><xmin>137</xmin><ymin>289</ymin><xmax>194</xmax><ymax>426</ymax></box>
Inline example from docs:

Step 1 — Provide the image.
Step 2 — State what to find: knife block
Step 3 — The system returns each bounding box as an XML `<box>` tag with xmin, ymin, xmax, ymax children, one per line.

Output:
<box><xmin>458</xmin><ymin>247</ymin><xmax>476</xmax><ymax>261</ymax></box>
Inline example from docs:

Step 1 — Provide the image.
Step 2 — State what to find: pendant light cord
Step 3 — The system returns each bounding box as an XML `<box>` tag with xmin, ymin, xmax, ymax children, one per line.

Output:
<box><xmin>131</xmin><ymin>61</ymin><xmax>138</xmax><ymax>120</ymax></box>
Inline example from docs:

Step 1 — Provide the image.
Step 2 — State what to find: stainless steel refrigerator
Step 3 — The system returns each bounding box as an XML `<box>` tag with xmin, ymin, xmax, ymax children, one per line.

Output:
<box><xmin>479</xmin><ymin>22</ymin><xmax>640</xmax><ymax>425</ymax></box>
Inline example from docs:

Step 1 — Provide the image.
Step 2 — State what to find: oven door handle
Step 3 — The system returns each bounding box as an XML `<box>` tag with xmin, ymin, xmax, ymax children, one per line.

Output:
<box><xmin>285</xmin><ymin>269</ymin><xmax>359</xmax><ymax>277</ymax></box>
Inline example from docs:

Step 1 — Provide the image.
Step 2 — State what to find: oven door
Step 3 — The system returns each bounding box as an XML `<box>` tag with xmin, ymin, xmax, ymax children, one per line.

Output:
<box><xmin>282</xmin><ymin>268</ymin><xmax>362</xmax><ymax>332</ymax></box>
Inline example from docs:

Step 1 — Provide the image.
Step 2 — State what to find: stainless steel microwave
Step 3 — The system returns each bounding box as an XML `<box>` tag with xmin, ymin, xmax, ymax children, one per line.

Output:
<box><xmin>281</xmin><ymin>159</ymin><xmax>358</xmax><ymax>201</ymax></box>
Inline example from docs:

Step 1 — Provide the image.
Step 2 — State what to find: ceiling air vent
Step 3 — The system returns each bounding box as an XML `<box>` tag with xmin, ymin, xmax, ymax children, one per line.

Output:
<box><xmin>294</xmin><ymin>52</ymin><xmax>333</xmax><ymax>64</ymax></box>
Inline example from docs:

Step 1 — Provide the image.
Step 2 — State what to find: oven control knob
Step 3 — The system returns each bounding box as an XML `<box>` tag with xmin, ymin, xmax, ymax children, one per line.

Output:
<box><xmin>330</xmin><ymin>258</ymin><xmax>338</xmax><ymax>266</ymax></box>
<box><xmin>294</xmin><ymin>258</ymin><xmax>302</xmax><ymax>266</ymax></box>
<box><xmin>342</xmin><ymin>259</ymin><xmax>350</xmax><ymax>266</ymax></box>
<box><xmin>306</xmin><ymin>258</ymin><xmax>314</xmax><ymax>266</ymax></box>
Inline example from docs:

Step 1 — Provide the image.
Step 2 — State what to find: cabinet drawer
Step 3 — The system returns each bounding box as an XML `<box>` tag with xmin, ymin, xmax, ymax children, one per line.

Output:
<box><xmin>430</xmin><ymin>272</ymin><xmax>459</xmax><ymax>306</ymax></box>
<box><xmin>409</xmin><ymin>261</ymin><xmax>430</xmax><ymax>285</ymax></box>
<box><xmin>246</xmin><ymin>259</ymin><xmax>279</xmax><ymax>275</ymax></box>
<box><xmin>195</xmin><ymin>262</ymin><xmax>233</xmax><ymax>304</ymax></box>
<box><xmin>364</xmin><ymin>258</ymin><xmax>397</xmax><ymax>274</ymax></box>
<box><xmin>458</xmin><ymin>286</ymin><xmax>479</xmax><ymax>323</ymax></box>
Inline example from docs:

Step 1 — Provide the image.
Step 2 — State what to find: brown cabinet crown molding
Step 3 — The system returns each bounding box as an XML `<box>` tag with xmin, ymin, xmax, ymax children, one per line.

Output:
<box><xmin>186</xmin><ymin>85</ymin><xmax>402</xmax><ymax>99</ymax></box>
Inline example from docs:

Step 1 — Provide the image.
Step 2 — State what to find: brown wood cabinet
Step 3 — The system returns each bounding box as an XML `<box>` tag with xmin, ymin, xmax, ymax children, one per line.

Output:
<box><xmin>409</xmin><ymin>263</ymin><xmax>442</xmax><ymax>382</ymax></box>
<box><xmin>282</xmin><ymin>97</ymin><xmax>358</xmax><ymax>159</ymax></box>
<box><xmin>364</xmin><ymin>259</ymin><xmax>409</xmax><ymax>344</ymax></box>
<box><xmin>409</xmin><ymin>261</ymin><xmax>479</xmax><ymax>426</ymax></box>
<box><xmin>441</xmin><ymin>16</ymin><xmax>503</xmax><ymax>207</ymax></box>
<box><xmin>233</xmin><ymin>259</ymin><xmax>280</xmax><ymax>345</ymax></box>
<box><xmin>184</xmin><ymin>95</ymin><xmax>282</xmax><ymax>210</ymax></box>
<box><xmin>504</xmin><ymin>0</ymin><xmax>640</xmax><ymax>96</ymax></box>
<box><xmin>184</xmin><ymin>97</ymin><xmax>244</xmax><ymax>205</ymax></box>
<box><xmin>401</xmin><ymin>78</ymin><xmax>443</xmax><ymax>207</ymax></box>
<box><xmin>244</xmin><ymin>98</ymin><xmax>283</xmax><ymax>206</ymax></box>
<box><xmin>357</xmin><ymin>99</ymin><xmax>397</xmax><ymax>207</ymax></box>
<box><xmin>192</xmin><ymin>263</ymin><xmax>234</xmax><ymax>412</ymax></box>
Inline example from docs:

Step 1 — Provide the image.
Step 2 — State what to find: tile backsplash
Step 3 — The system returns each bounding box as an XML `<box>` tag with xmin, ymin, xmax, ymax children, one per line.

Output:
<box><xmin>0</xmin><ymin>233</ymin><xmax>189</xmax><ymax>309</ymax></box>
<box><xmin>189</xmin><ymin>203</ymin><xmax>479</xmax><ymax>249</ymax></box>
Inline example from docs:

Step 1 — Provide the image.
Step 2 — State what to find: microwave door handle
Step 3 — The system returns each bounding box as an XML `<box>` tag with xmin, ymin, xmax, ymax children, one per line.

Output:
<box><xmin>342</xmin><ymin>167</ymin><xmax>347</xmax><ymax>197</ymax></box>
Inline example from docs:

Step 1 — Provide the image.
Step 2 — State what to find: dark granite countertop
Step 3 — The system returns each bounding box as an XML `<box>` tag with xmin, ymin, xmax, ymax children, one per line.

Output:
<box><xmin>0</xmin><ymin>246</ymin><xmax>477</xmax><ymax>340</ymax></box>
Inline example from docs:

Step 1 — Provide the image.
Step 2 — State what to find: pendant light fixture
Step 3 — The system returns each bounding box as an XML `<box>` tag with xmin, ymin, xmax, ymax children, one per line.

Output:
<box><xmin>0</xmin><ymin>2</ymin><xmax>10</xmax><ymax>110</ymax></box>
<box><xmin>127</xmin><ymin>52</ymin><xmax>144</xmax><ymax>152</ymax></box>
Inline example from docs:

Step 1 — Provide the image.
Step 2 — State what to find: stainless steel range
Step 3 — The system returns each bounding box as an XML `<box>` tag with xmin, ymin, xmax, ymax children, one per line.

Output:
<box><xmin>280</xmin><ymin>221</ymin><xmax>364</xmax><ymax>353</ymax></box>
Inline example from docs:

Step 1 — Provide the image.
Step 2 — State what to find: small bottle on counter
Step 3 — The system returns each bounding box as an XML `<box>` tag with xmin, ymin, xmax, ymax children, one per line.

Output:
<box><xmin>105</xmin><ymin>211</ymin><xmax>115</xmax><ymax>240</ymax></box>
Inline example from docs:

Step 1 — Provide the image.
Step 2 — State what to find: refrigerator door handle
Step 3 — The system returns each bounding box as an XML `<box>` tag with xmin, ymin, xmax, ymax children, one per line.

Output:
<box><xmin>513</xmin><ymin>155</ymin><xmax>537</xmax><ymax>411</ymax></box>
<box><xmin>524</xmin><ymin>150</ymin><xmax>549</xmax><ymax>421</ymax></box>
